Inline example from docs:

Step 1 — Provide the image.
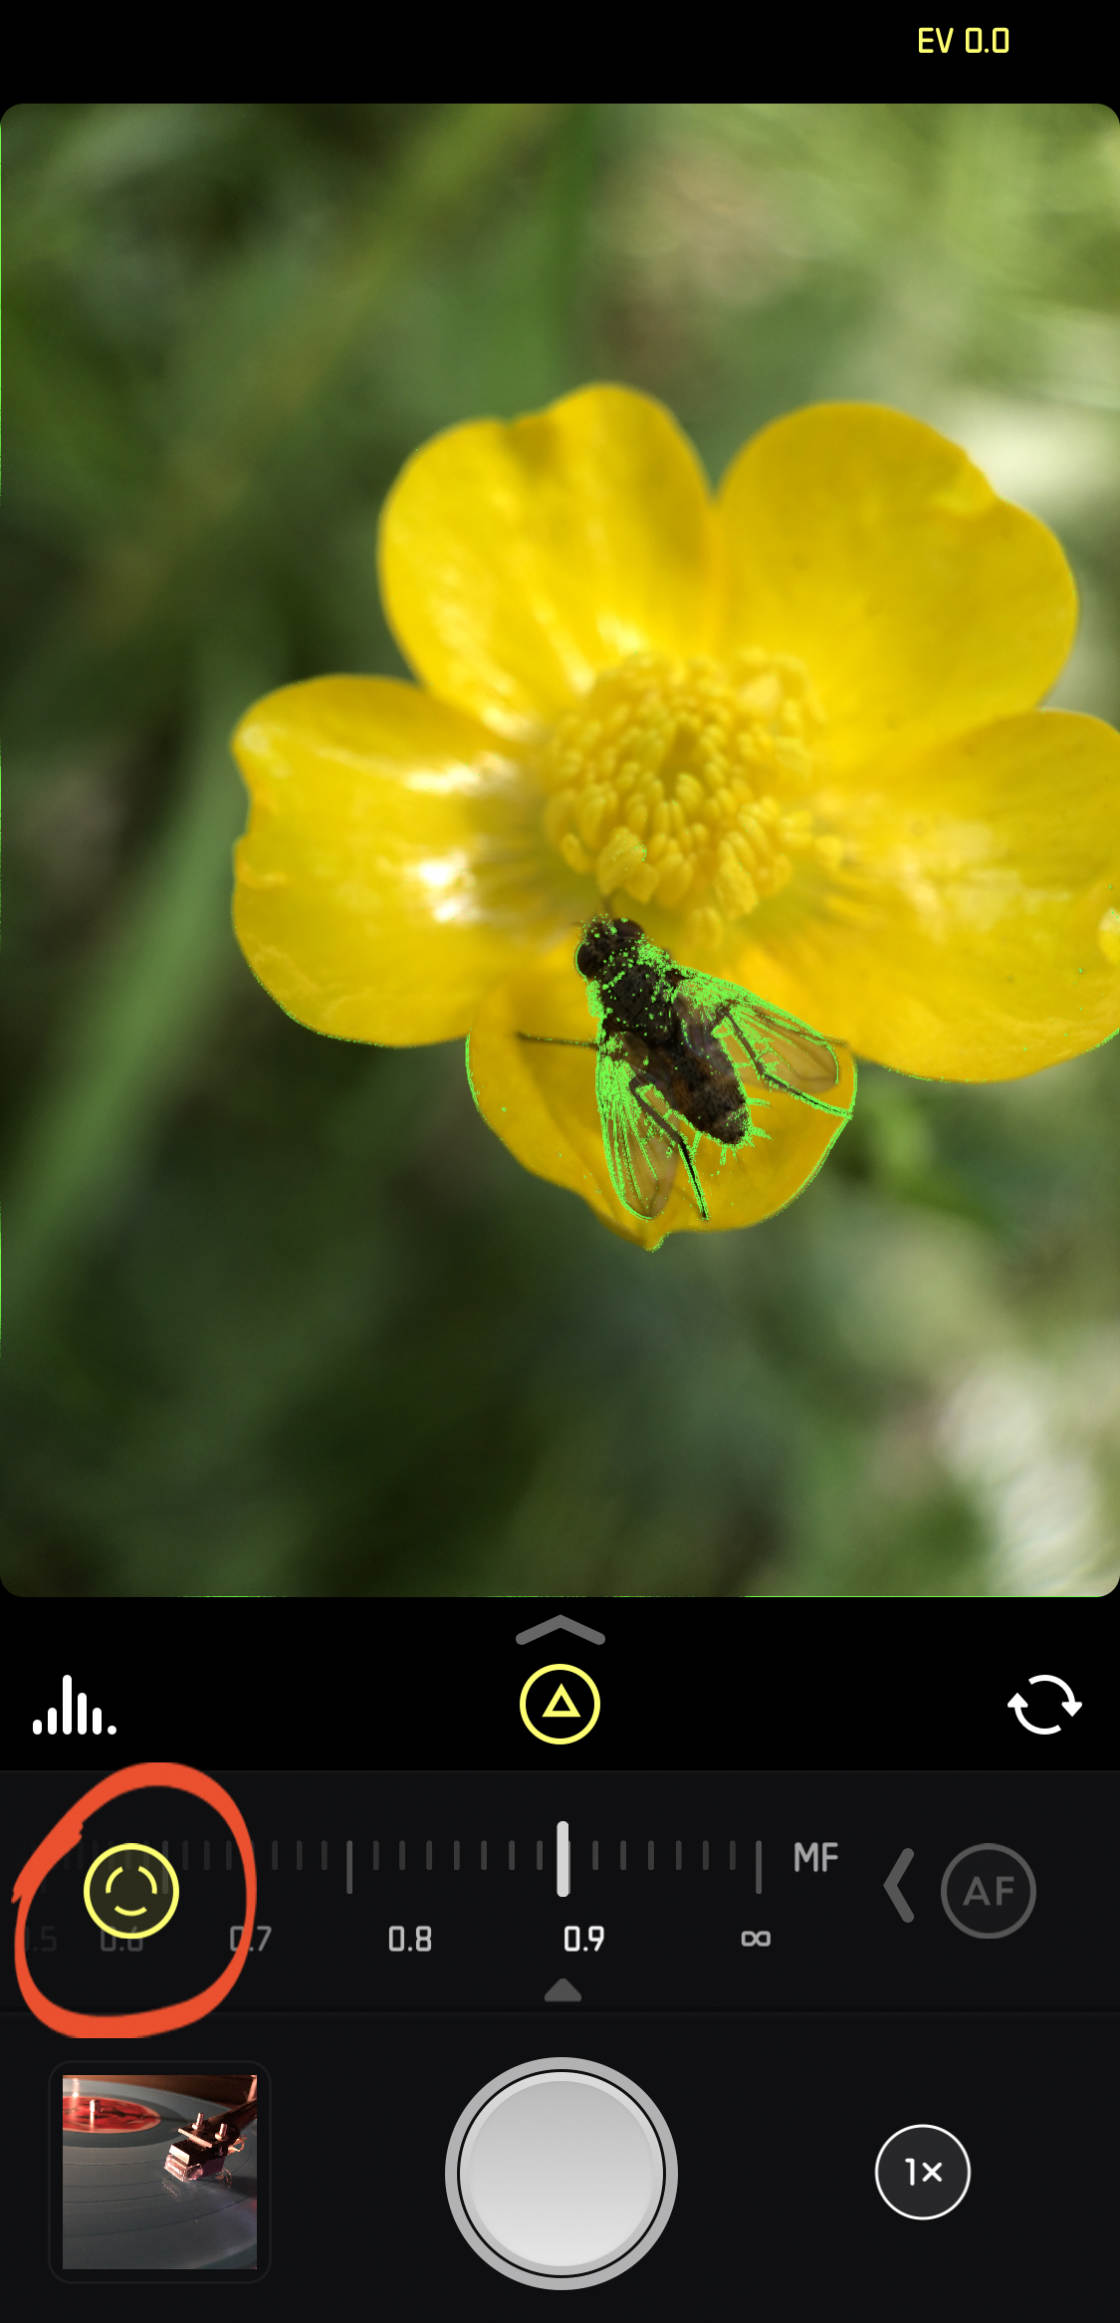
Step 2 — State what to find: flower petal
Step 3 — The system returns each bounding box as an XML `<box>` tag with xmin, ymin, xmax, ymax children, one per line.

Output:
<box><xmin>718</xmin><ymin>403</ymin><xmax>1077</xmax><ymax>771</ymax></box>
<box><xmin>722</xmin><ymin>711</ymin><xmax>1120</xmax><ymax>1079</ymax></box>
<box><xmin>467</xmin><ymin>943</ymin><xmax>856</xmax><ymax>1249</ymax></box>
<box><xmin>233</xmin><ymin>677</ymin><xmax>561</xmax><ymax>1044</ymax></box>
<box><xmin>379</xmin><ymin>384</ymin><xmax>719</xmax><ymax>738</ymax></box>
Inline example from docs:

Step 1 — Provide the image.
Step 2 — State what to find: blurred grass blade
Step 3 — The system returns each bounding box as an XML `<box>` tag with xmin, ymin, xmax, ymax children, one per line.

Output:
<box><xmin>5</xmin><ymin>644</ymin><xmax>265</xmax><ymax>1330</ymax></box>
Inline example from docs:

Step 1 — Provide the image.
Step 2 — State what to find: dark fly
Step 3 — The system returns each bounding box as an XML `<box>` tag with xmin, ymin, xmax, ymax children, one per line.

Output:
<box><xmin>519</xmin><ymin>915</ymin><xmax>852</xmax><ymax>1222</ymax></box>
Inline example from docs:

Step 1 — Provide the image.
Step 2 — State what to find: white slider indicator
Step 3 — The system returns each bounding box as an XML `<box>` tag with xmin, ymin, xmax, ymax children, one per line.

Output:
<box><xmin>556</xmin><ymin>1820</ymin><xmax>571</xmax><ymax>1899</ymax></box>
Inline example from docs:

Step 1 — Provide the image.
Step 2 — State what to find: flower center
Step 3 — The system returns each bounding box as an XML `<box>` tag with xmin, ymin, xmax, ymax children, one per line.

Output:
<box><xmin>537</xmin><ymin>649</ymin><xmax>836</xmax><ymax>953</ymax></box>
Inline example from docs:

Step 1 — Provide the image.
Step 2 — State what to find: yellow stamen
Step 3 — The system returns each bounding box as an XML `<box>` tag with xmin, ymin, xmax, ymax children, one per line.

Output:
<box><xmin>594</xmin><ymin>826</ymin><xmax>647</xmax><ymax>895</ymax></box>
<box><xmin>536</xmin><ymin>649</ymin><xmax>828</xmax><ymax>926</ymax></box>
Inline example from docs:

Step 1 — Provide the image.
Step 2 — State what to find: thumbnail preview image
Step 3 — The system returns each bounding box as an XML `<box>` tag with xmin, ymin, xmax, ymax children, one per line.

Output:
<box><xmin>57</xmin><ymin>2069</ymin><xmax>260</xmax><ymax>2275</ymax></box>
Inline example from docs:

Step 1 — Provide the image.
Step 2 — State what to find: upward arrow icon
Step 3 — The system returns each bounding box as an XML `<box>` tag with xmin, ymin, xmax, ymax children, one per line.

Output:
<box><xmin>516</xmin><ymin>1616</ymin><xmax>606</xmax><ymax>1646</ymax></box>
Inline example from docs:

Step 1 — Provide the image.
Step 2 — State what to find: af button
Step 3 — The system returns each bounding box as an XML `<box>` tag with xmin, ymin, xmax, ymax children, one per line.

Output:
<box><xmin>940</xmin><ymin>1842</ymin><xmax>1037</xmax><ymax>1938</ymax></box>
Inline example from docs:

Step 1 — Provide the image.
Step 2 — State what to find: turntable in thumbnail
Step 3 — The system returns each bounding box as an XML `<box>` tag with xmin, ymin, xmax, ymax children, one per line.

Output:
<box><xmin>56</xmin><ymin>2069</ymin><xmax>261</xmax><ymax>2275</ymax></box>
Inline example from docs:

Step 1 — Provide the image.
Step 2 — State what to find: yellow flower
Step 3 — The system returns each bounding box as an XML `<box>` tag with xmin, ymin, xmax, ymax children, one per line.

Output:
<box><xmin>232</xmin><ymin>386</ymin><xmax>1120</xmax><ymax>1249</ymax></box>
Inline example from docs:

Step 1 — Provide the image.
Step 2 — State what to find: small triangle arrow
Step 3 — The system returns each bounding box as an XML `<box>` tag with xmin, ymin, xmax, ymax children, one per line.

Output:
<box><xmin>544</xmin><ymin>1977</ymin><xmax>582</xmax><ymax>2004</ymax></box>
<box><xmin>543</xmin><ymin>1684</ymin><xmax>580</xmax><ymax>1719</ymax></box>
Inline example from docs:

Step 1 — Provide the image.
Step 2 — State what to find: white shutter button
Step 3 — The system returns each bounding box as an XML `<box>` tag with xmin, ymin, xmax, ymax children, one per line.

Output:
<box><xmin>445</xmin><ymin>2057</ymin><xmax>678</xmax><ymax>2290</ymax></box>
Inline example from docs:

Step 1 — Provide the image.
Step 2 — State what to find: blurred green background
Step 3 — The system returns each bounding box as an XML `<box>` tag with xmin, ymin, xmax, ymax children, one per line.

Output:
<box><xmin>4</xmin><ymin>101</ymin><xmax>1119</xmax><ymax>1597</ymax></box>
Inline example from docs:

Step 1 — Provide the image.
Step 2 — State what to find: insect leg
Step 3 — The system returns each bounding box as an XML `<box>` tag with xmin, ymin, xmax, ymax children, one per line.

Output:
<box><xmin>629</xmin><ymin>1076</ymin><xmax>709</xmax><ymax>1220</ymax></box>
<box><xmin>516</xmin><ymin>1033</ymin><xmax>599</xmax><ymax>1049</ymax></box>
<box><xmin>711</xmin><ymin>1005</ymin><xmax>845</xmax><ymax>1116</ymax></box>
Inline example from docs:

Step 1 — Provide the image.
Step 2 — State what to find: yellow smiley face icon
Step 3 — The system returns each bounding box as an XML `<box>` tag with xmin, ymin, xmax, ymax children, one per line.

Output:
<box><xmin>83</xmin><ymin>1843</ymin><xmax>180</xmax><ymax>1938</ymax></box>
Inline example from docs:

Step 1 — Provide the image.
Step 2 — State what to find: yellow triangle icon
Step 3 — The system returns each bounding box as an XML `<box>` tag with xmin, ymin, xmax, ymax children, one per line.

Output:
<box><xmin>542</xmin><ymin>1684</ymin><xmax>580</xmax><ymax>1719</ymax></box>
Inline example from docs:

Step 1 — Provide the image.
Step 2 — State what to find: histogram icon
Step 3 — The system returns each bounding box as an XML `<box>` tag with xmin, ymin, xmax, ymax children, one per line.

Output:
<box><xmin>32</xmin><ymin>1675</ymin><xmax>116</xmax><ymax>1737</ymax></box>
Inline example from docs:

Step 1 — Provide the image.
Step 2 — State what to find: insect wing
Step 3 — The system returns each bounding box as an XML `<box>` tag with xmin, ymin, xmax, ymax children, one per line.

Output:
<box><xmin>595</xmin><ymin>1042</ymin><xmax>679</xmax><ymax>1220</ymax></box>
<box><xmin>708</xmin><ymin>982</ymin><xmax>844</xmax><ymax>1100</ymax></box>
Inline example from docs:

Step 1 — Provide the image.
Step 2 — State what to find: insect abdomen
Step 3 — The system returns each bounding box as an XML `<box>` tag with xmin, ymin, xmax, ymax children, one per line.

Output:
<box><xmin>647</xmin><ymin>1044</ymin><xmax>746</xmax><ymax>1144</ymax></box>
<box><xmin>687</xmin><ymin>1075</ymin><xmax>744</xmax><ymax>1141</ymax></box>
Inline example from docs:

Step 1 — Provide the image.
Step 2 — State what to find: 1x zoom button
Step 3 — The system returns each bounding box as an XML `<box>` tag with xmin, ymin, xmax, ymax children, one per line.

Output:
<box><xmin>940</xmin><ymin>1842</ymin><xmax>1037</xmax><ymax>1938</ymax></box>
<box><xmin>875</xmin><ymin>2124</ymin><xmax>971</xmax><ymax>2220</ymax></box>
